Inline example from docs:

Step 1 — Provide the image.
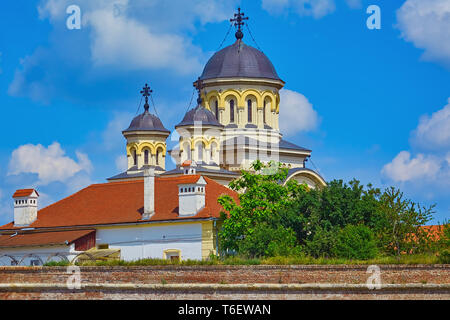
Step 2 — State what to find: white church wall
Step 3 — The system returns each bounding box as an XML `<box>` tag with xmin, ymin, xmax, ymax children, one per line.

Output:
<box><xmin>96</xmin><ymin>223</ymin><xmax>203</xmax><ymax>261</ymax></box>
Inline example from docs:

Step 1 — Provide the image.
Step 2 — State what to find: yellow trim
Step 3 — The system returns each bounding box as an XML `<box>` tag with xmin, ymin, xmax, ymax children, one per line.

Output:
<box><xmin>163</xmin><ymin>249</ymin><xmax>182</xmax><ymax>261</ymax></box>
<box><xmin>137</xmin><ymin>142</ymin><xmax>155</xmax><ymax>155</ymax></box>
<box><xmin>221</xmin><ymin>90</ymin><xmax>242</xmax><ymax>109</ymax></box>
<box><xmin>242</xmin><ymin>89</ymin><xmax>262</xmax><ymax>108</ymax></box>
<box><xmin>261</xmin><ymin>91</ymin><xmax>276</xmax><ymax>111</ymax></box>
<box><xmin>126</xmin><ymin>143</ymin><xmax>139</xmax><ymax>156</ymax></box>
<box><xmin>206</xmin><ymin>91</ymin><xmax>220</xmax><ymax>110</ymax></box>
<box><xmin>201</xmin><ymin>221</ymin><xmax>216</xmax><ymax>259</ymax></box>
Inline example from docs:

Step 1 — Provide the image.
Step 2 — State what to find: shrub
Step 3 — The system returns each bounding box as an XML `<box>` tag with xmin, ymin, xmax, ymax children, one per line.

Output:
<box><xmin>237</xmin><ymin>223</ymin><xmax>301</xmax><ymax>258</ymax></box>
<box><xmin>333</xmin><ymin>224</ymin><xmax>378</xmax><ymax>260</ymax></box>
<box><xmin>438</xmin><ymin>249</ymin><xmax>450</xmax><ymax>264</ymax></box>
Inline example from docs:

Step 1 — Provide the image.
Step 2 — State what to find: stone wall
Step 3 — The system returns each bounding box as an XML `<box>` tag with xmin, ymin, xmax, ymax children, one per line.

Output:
<box><xmin>0</xmin><ymin>265</ymin><xmax>448</xmax><ymax>300</ymax></box>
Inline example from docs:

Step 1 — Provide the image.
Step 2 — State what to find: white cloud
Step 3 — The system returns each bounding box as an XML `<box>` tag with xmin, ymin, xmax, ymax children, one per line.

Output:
<box><xmin>115</xmin><ymin>155</ymin><xmax>128</xmax><ymax>172</ymax></box>
<box><xmin>279</xmin><ymin>89</ymin><xmax>320</xmax><ymax>136</ymax></box>
<box><xmin>381</xmin><ymin>151</ymin><xmax>442</xmax><ymax>182</ymax></box>
<box><xmin>37</xmin><ymin>0</ymin><xmax>237</xmax><ymax>73</ymax></box>
<box><xmin>86</xmin><ymin>8</ymin><xmax>202</xmax><ymax>74</ymax></box>
<box><xmin>396</xmin><ymin>0</ymin><xmax>450</xmax><ymax>68</ymax></box>
<box><xmin>8</xmin><ymin>142</ymin><xmax>93</xmax><ymax>185</ymax></box>
<box><xmin>263</xmin><ymin>0</ymin><xmax>336</xmax><ymax>18</ymax></box>
<box><xmin>410</xmin><ymin>98</ymin><xmax>450</xmax><ymax>151</ymax></box>
<box><xmin>345</xmin><ymin>0</ymin><xmax>361</xmax><ymax>9</ymax></box>
<box><xmin>102</xmin><ymin>111</ymin><xmax>133</xmax><ymax>151</ymax></box>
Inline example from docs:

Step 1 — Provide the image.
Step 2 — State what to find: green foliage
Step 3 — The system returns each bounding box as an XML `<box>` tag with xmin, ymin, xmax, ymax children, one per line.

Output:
<box><xmin>237</xmin><ymin>224</ymin><xmax>302</xmax><ymax>258</ymax></box>
<box><xmin>43</xmin><ymin>260</ymin><xmax>70</xmax><ymax>266</ymax></box>
<box><xmin>218</xmin><ymin>160</ymin><xmax>305</xmax><ymax>255</ymax></box>
<box><xmin>333</xmin><ymin>225</ymin><xmax>378</xmax><ymax>260</ymax></box>
<box><xmin>376</xmin><ymin>187</ymin><xmax>434</xmax><ymax>255</ymax></box>
<box><xmin>438</xmin><ymin>249</ymin><xmax>450</xmax><ymax>264</ymax></box>
<box><xmin>217</xmin><ymin>160</ymin><xmax>439</xmax><ymax>260</ymax></box>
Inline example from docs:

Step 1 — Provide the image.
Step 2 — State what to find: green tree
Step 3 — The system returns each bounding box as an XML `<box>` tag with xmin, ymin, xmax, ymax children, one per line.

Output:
<box><xmin>333</xmin><ymin>224</ymin><xmax>378</xmax><ymax>260</ymax></box>
<box><xmin>377</xmin><ymin>187</ymin><xmax>434</xmax><ymax>256</ymax></box>
<box><xmin>217</xmin><ymin>160</ymin><xmax>305</xmax><ymax>255</ymax></box>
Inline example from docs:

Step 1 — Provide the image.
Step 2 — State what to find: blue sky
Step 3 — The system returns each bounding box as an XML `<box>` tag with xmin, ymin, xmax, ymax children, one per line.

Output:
<box><xmin>0</xmin><ymin>0</ymin><xmax>449</xmax><ymax>224</ymax></box>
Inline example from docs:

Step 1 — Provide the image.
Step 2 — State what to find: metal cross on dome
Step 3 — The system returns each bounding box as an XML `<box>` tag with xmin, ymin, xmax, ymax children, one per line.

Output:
<box><xmin>140</xmin><ymin>83</ymin><xmax>153</xmax><ymax>111</ymax></box>
<box><xmin>230</xmin><ymin>7</ymin><xmax>249</xmax><ymax>40</ymax></box>
<box><xmin>194</xmin><ymin>77</ymin><xmax>204</xmax><ymax>106</ymax></box>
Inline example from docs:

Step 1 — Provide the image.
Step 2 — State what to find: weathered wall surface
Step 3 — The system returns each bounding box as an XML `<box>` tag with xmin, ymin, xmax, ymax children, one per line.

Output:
<box><xmin>0</xmin><ymin>265</ymin><xmax>448</xmax><ymax>300</ymax></box>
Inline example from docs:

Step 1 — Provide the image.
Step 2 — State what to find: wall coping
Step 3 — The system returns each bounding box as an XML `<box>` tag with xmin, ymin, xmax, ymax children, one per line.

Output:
<box><xmin>0</xmin><ymin>264</ymin><xmax>448</xmax><ymax>273</ymax></box>
<box><xmin>0</xmin><ymin>282</ymin><xmax>449</xmax><ymax>292</ymax></box>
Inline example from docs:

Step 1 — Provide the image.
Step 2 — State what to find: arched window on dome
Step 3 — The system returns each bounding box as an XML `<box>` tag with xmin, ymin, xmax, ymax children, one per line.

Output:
<box><xmin>215</xmin><ymin>101</ymin><xmax>219</xmax><ymax>121</ymax></box>
<box><xmin>247</xmin><ymin>99</ymin><xmax>252</xmax><ymax>123</ymax></box>
<box><xmin>263</xmin><ymin>100</ymin><xmax>266</xmax><ymax>124</ymax></box>
<box><xmin>144</xmin><ymin>149</ymin><xmax>149</xmax><ymax>165</ymax></box>
<box><xmin>196</xmin><ymin>142</ymin><xmax>204</xmax><ymax>162</ymax></box>
<box><xmin>230</xmin><ymin>99</ymin><xmax>235</xmax><ymax>123</ymax></box>
<box><xmin>132</xmin><ymin>149</ymin><xmax>137</xmax><ymax>166</ymax></box>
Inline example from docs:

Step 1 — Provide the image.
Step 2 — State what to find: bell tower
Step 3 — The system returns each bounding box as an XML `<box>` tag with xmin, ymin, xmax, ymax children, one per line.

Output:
<box><xmin>122</xmin><ymin>84</ymin><xmax>170</xmax><ymax>174</ymax></box>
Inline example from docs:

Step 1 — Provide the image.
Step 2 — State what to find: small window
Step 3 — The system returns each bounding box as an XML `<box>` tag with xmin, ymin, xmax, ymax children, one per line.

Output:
<box><xmin>144</xmin><ymin>149</ymin><xmax>149</xmax><ymax>165</ymax></box>
<box><xmin>133</xmin><ymin>149</ymin><xmax>137</xmax><ymax>166</ymax></box>
<box><xmin>215</xmin><ymin>101</ymin><xmax>219</xmax><ymax>121</ymax></box>
<box><xmin>263</xmin><ymin>100</ymin><xmax>266</xmax><ymax>124</ymax></box>
<box><xmin>230</xmin><ymin>99</ymin><xmax>235</xmax><ymax>123</ymax></box>
<box><xmin>247</xmin><ymin>99</ymin><xmax>252</xmax><ymax>123</ymax></box>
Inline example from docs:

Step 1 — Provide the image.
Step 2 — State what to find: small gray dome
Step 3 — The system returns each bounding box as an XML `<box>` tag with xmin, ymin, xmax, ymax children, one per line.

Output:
<box><xmin>200</xmin><ymin>40</ymin><xmax>282</xmax><ymax>81</ymax></box>
<box><xmin>175</xmin><ymin>105</ymin><xmax>223</xmax><ymax>128</ymax></box>
<box><xmin>124</xmin><ymin>110</ymin><xmax>169</xmax><ymax>133</ymax></box>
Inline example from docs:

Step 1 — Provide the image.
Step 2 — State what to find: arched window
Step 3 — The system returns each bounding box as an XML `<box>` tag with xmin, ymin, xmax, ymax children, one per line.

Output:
<box><xmin>197</xmin><ymin>143</ymin><xmax>204</xmax><ymax>162</ymax></box>
<box><xmin>247</xmin><ymin>99</ymin><xmax>252</xmax><ymax>123</ymax></box>
<box><xmin>132</xmin><ymin>149</ymin><xmax>137</xmax><ymax>166</ymax></box>
<box><xmin>156</xmin><ymin>149</ymin><xmax>160</xmax><ymax>166</ymax></box>
<box><xmin>144</xmin><ymin>149</ymin><xmax>149</xmax><ymax>165</ymax></box>
<box><xmin>215</xmin><ymin>101</ymin><xmax>219</xmax><ymax>121</ymax></box>
<box><xmin>263</xmin><ymin>100</ymin><xmax>266</xmax><ymax>124</ymax></box>
<box><xmin>230</xmin><ymin>99</ymin><xmax>235</xmax><ymax>123</ymax></box>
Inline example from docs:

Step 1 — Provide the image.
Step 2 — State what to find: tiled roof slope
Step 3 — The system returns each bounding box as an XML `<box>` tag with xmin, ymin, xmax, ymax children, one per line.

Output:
<box><xmin>0</xmin><ymin>175</ymin><xmax>238</xmax><ymax>230</ymax></box>
<box><xmin>12</xmin><ymin>189</ymin><xmax>38</xmax><ymax>198</ymax></box>
<box><xmin>0</xmin><ymin>229</ymin><xmax>94</xmax><ymax>248</ymax></box>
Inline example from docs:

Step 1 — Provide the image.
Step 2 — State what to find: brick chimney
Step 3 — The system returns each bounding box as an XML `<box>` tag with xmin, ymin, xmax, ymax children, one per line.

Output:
<box><xmin>143</xmin><ymin>168</ymin><xmax>155</xmax><ymax>220</ymax></box>
<box><xmin>13</xmin><ymin>189</ymin><xmax>39</xmax><ymax>226</ymax></box>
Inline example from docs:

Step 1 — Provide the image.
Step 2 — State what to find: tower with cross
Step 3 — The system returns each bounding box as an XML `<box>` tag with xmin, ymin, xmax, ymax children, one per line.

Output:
<box><xmin>118</xmin><ymin>83</ymin><xmax>170</xmax><ymax>176</ymax></box>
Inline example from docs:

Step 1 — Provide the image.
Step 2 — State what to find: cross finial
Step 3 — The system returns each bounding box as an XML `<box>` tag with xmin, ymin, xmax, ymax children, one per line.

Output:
<box><xmin>194</xmin><ymin>77</ymin><xmax>204</xmax><ymax>106</ymax></box>
<box><xmin>140</xmin><ymin>83</ymin><xmax>153</xmax><ymax>111</ymax></box>
<box><xmin>230</xmin><ymin>7</ymin><xmax>249</xmax><ymax>40</ymax></box>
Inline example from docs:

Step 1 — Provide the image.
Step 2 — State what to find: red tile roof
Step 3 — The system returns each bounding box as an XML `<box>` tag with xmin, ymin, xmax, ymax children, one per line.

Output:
<box><xmin>0</xmin><ymin>175</ymin><xmax>238</xmax><ymax>230</ymax></box>
<box><xmin>12</xmin><ymin>189</ymin><xmax>38</xmax><ymax>198</ymax></box>
<box><xmin>0</xmin><ymin>229</ymin><xmax>94</xmax><ymax>248</ymax></box>
<box><xmin>181</xmin><ymin>160</ymin><xmax>192</xmax><ymax>167</ymax></box>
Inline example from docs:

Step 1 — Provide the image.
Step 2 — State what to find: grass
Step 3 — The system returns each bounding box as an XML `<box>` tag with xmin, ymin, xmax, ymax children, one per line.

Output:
<box><xmin>42</xmin><ymin>253</ymin><xmax>443</xmax><ymax>267</ymax></box>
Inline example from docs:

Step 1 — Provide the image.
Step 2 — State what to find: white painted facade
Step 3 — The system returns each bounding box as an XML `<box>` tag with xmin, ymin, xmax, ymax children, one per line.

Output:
<box><xmin>95</xmin><ymin>223</ymin><xmax>203</xmax><ymax>261</ymax></box>
<box><xmin>0</xmin><ymin>244</ymin><xmax>78</xmax><ymax>266</ymax></box>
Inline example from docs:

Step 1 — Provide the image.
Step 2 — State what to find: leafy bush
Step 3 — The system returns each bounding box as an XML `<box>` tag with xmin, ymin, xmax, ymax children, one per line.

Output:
<box><xmin>333</xmin><ymin>224</ymin><xmax>378</xmax><ymax>260</ymax></box>
<box><xmin>237</xmin><ymin>223</ymin><xmax>301</xmax><ymax>258</ymax></box>
<box><xmin>438</xmin><ymin>249</ymin><xmax>450</xmax><ymax>264</ymax></box>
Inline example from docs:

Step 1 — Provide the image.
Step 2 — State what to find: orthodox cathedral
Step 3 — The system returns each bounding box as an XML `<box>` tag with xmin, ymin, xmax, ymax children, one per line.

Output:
<box><xmin>0</xmin><ymin>9</ymin><xmax>325</xmax><ymax>265</ymax></box>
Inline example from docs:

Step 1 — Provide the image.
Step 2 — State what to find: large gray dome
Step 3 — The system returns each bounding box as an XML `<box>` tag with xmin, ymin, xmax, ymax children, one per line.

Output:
<box><xmin>123</xmin><ymin>110</ymin><xmax>170</xmax><ymax>133</ymax></box>
<box><xmin>175</xmin><ymin>105</ymin><xmax>223</xmax><ymax>128</ymax></box>
<box><xmin>199</xmin><ymin>40</ymin><xmax>282</xmax><ymax>81</ymax></box>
